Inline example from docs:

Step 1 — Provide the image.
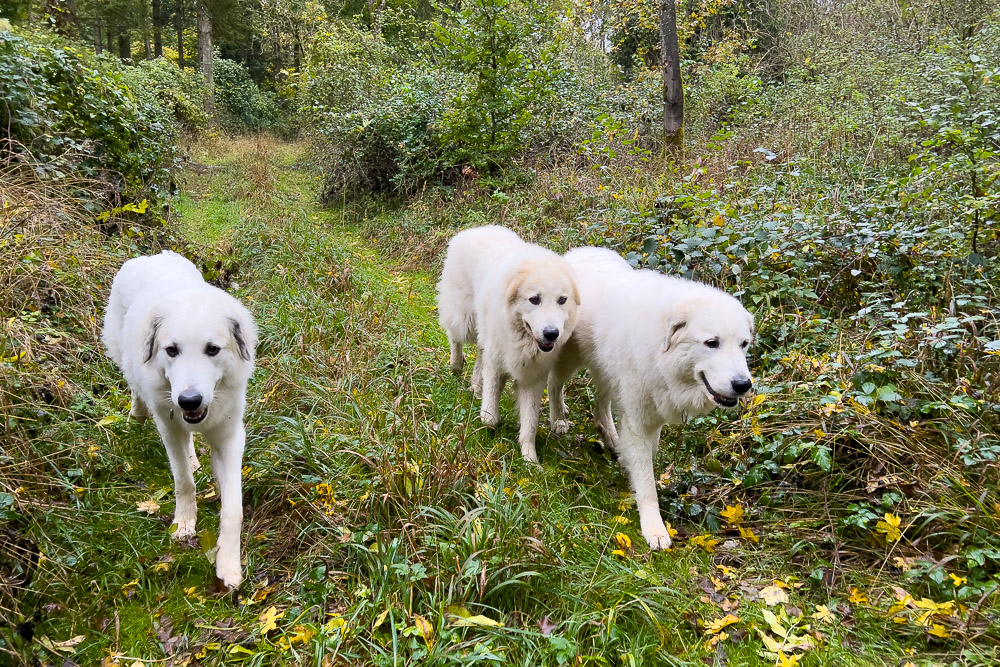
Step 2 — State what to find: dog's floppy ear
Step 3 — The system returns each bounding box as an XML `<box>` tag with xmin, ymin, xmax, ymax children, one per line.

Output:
<box><xmin>143</xmin><ymin>315</ymin><xmax>162</xmax><ymax>363</ymax></box>
<box><xmin>662</xmin><ymin>303</ymin><xmax>690</xmax><ymax>352</ymax></box>
<box><xmin>228</xmin><ymin>317</ymin><xmax>253</xmax><ymax>362</ymax></box>
<box><xmin>571</xmin><ymin>278</ymin><xmax>581</xmax><ymax>307</ymax></box>
<box><xmin>662</xmin><ymin>319</ymin><xmax>687</xmax><ymax>352</ymax></box>
<box><xmin>506</xmin><ymin>269</ymin><xmax>527</xmax><ymax>305</ymax></box>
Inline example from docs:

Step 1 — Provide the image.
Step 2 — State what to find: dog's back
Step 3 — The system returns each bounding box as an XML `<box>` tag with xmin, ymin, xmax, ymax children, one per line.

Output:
<box><xmin>437</xmin><ymin>225</ymin><xmax>526</xmax><ymax>344</ymax></box>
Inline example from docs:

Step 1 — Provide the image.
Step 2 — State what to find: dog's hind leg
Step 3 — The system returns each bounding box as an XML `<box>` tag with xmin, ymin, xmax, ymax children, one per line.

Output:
<box><xmin>159</xmin><ymin>421</ymin><xmax>198</xmax><ymax>540</ymax></box>
<box><xmin>208</xmin><ymin>424</ymin><xmax>245</xmax><ymax>589</ymax></box>
<box><xmin>594</xmin><ymin>384</ymin><xmax>620</xmax><ymax>452</ymax></box>
<box><xmin>470</xmin><ymin>349</ymin><xmax>484</xmax><ymax>398</ymax></box>
<box><xmin>516</xmin><ymin>382</ymin><xmax>544</xmax><ymax>463</ymax></box>
<box><xmin>547</xmin><ymin>367</ymin><xmax>572</xmax><ymax>435</ymax></box>
<box><xmin>449</xmin><ymin>337</ymin><xmax>465</xmax><ymax>376</ymax></box>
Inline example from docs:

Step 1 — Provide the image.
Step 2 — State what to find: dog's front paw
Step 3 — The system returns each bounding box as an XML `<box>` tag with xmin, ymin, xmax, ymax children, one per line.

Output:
<box><xmin>550</xmin><ymin>418</ymin><xmax>569</xmax><ymax>435</ymax></box>
<box><xmin>480</xmin><ymin>409</ymin><xmax>499</xmax><ymax>429</ymax></box>
<box><xmin>171</xmin><ymin>515</ymin><xmax>197</xmax><ymax>540</ymax></box>
<box><xmin>215</xmin><ymin>556</ymin><xmax>243</xmax><ymax>590</ymax></box>
<box><xmin>641</xmin><ymin>524</ymin><xmax>673</xmax><ymax>551</ymax></box>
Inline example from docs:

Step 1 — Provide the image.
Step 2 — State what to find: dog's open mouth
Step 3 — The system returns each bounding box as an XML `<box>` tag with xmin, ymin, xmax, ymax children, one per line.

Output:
<box><xmin>701</xmin><ymin>374</ymin><xmax>738</xmax><ymax>408</ymax></box>
<box><xmin>183</xmin><ymin>407</ymin><xmax>209</xmax><ymax>424</ymax></box>
<box><xmin>537</xmin><ymin>340</ymin><xmax>555</xmax><ymax>352</ymax></box>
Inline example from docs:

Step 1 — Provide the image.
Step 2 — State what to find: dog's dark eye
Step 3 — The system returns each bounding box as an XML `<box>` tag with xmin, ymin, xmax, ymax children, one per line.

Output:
<box><xmin>741</xmin><ymin>340</ymin><xmax>750</xmax><ymax>349</ymax></box>
<box><xmin>205</xmin><ymin>343</ymin><xmax>221</xmax><ymax>357</ymax></box>
<box><xmin>557</xmin><ymin>296</ymin><xmax>567</xmax><ymax>305</ymax></box>
<box><xmin>165</xmin><ymin>345</ymin><xmax>180</xmax><ymax>357</ymax></box>
<box><xmin>704</xmin><ymin>339</ymin><xmax>720</xmax><ymax>349</ymax></box>
<box><xmin>529</xmin><ymin>295</ymin><xmax>541</xmax><ymax>305</ymax></box>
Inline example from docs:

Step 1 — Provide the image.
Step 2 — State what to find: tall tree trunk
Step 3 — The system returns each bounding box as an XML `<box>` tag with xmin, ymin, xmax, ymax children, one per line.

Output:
<box><xmin>176</xmin><ymin>0</ymin><xmax>185</xmax><ymax>70</ymax></box>
<box><xmin>94</xmin><ymin>19</ymin><xmax>103</xmax><ymax>54</ymax></box>
<box><xmin>118</xmin><ymin>31</ymin><xmax>131</xmax><ymax>62</ymax></box>
<box><xmin>152</xmin><ymin>0</ymin><xmax>163</xmax><ymax>57</ymax></box>
<box><xmin>197</xmin><ymin>0</ymin><xmax>214</xmax><ymax>116</ymax></box>
<box><xmin>106</xmin><ymin>26</ymin><xmax>113</xmax><ymax>53</ymax></box>
<box><xmin>660</xmin><ymin>0</ymin><xmax>683</xmax><ymax>145</ymax></box>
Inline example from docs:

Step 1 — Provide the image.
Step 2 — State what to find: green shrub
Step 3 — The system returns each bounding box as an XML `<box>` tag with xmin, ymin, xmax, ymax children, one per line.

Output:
<box><xmin>0</xmin><ymin>28</ymin><xmax>177</xmax><ymax>201</ymax></box>
<box><xmin>120</xmin><ymin>57</ymin><xmax>207</xmax><ymax>133</ymax></box>
<box><xmin>214</xmin><ymin>56</ymin><xmax>283</xmax><ymax>133</ymax></box>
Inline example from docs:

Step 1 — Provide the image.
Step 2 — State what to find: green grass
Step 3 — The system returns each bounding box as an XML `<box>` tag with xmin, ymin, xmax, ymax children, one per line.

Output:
<box><xmin>2</xmin><ymin>135</ymin><xmax>996</xmax><ymax>667</ymax></box>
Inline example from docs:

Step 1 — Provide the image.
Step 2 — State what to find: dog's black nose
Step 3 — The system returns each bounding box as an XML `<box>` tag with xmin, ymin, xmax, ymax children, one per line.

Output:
<box><xmin>731</xmin><ymin>378</ymin><xmax>753</xmax><ymax>395</ymax></box>
<box><xmin>542</xmin><ymin>327</ymin><xmax>560</xmax><ymax>342</ymax></box>
<box><xmin>178</xmin><ymin>392</ymin><xmax>203</xmax><ymax>411</ymax></box>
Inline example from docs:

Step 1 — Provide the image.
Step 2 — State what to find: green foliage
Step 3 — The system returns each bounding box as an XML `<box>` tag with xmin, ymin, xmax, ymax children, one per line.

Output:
<box><xmin>433</xmin><ymin>0</ymin><xmax>561</xmax><ymax>171</ymax></box>
<box><xmin>214</xmin><ymin>55</ymin><xmax>283</xmax><ymax>134</ymax></box>
<box><xmin>120</xmin><ymin>57</ymin><xmax>208</xmax><ymax>133</ymax></box>
<box><xmin>0</xmin><ymin>28</ymin><xmax>177</xmax><ymax>200</ymax></box>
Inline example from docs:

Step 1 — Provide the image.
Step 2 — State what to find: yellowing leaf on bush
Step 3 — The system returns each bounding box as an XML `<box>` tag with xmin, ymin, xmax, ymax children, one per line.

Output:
<box><xmin>413</xmin><ymin>615</ymin><xmax>434</xmax><ymax>647</ymax></box>
<box><xmin>759</xmin><ymin>585</ymin><xmax>789</xmax><ymax>606</ymax></box>
<box><xmin>259</xmin><ymin>606</ymin><xmax>284</xmax><ymax>634</ymax></box>
<box><xmin>811</xmin><ymin>605</ymin><xmax>835</xmax><ymax>623</ymax></box>
<box><xmin>720</xmin><ymin>504</ymin><xmax>744</xmax><ymax>525</ymax></box>
<box><xmin>450</xmin><ymin>613</ymin><xmax>503</xmax><ymax>628</ymax></box>
<box><xmin>875</xmin><ymin>513</ymin><xmax>902</xmax><ymax>542</ymax></box>
<box><xmin>704</xmin><ymin>614</ymin><xmax>740</xmax><ymax>634</ymax></box>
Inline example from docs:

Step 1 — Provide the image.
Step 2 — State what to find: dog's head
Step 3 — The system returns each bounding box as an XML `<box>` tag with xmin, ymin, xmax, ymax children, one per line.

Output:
<box><xmin>506</xmin><ymin>256</ymin><xmax>580</xmax><ymax>353</ymax></box>
<box><xmin>661</xmin><ymin>290</ymin><xmax>754</xmax><ymax>410</ymax></box>
<box><xmin>142</xmin><ymin>294</ymin><xmax>257</xmax><ymax>425</ymax></box>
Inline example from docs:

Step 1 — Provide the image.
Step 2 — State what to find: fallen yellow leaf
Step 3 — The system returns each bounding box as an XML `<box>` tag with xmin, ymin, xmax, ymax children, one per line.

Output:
<box><xmin>703</xmin><ymin>614</ymin><xmax>739</xmax><ymax>634</ymax></box>
<box><xmin>759</xmin><ymin>585</ymin><xmax>789</xmax><ymax>606</ymax></box>
<box><xmin>720</xmin><ymin>504</ymin><xmax>744</xmax><ymax>525</ymax></box>
<box><xmin>259</xmin><ymin>606</ymin><xmax>284</xmax><ymax>634</ymax></box>
<box><xmin>811</xmin><ymin>605</ymin><xmax>835</xmax><ymax>623</ymax></box>
<box><xmin>875</xmin><ymin>512</ymin><xmax>902</xmax><ymax>542</ymax></box>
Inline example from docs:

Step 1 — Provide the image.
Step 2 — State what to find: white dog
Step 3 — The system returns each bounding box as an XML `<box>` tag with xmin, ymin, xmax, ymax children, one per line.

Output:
<box><xmin>437</xmin><ymin>226</ymin><xmax>580</xmax><ymax>462</ymax></box>
<box><xmin>548</xmin><ymin>247</ymin><xmax>754</xmax><ymax>550</ymax></box>
<box><xmin>102</xmin><ymin>251</ymin><xmax>257</xmax><ymax>588</ymax></box>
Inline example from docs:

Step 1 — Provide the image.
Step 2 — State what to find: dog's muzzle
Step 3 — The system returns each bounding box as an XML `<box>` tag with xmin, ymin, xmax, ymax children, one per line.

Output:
<box><xmin>700</xmin><ymin>374</ymin><xmax>739</xmax><ymax>408</ymax></box>
<box><xmin>178</xmin><ymin>390</ymin><xmax>209</xmax><ymax>424</ymax></box>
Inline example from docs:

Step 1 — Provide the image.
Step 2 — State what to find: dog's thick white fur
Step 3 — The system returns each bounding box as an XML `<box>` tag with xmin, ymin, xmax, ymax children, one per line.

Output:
<box><xmin>548</xmin><ymin>247</ymin><xmax>754</xmax><ymax>550</ymax></box>
<box><xmin>437</xmin><ymin>226</ymin><xmax>580</xmax><ymax>462</ymax></box>
<box><xmin>102</xmin><ymin>251</ymin><xmax>257</xmax><ymax>588</ymax></box>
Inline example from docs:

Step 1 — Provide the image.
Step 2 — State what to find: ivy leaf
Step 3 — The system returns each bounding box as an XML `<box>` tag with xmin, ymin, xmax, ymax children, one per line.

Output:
<box><xmin>720</xmin><ymin>504</ymin><xmax>744</xmax><ymax>525</ymax></box>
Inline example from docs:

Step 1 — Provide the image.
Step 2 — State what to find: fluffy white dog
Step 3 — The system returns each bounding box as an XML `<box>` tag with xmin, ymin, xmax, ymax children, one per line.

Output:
<box><xmin>102</xmin><ymin>251</ymin><xmax>257</xmax><ymax>588</ymax></box>
<box><xmin>437</xmin><ymin>226</ymin><xmax>580</xmax><ymax>462</ymax></box>
<box><xmin>548</xmin><ymin>247</ymin><xmax>754</xmax><ymax>549</ymax></box>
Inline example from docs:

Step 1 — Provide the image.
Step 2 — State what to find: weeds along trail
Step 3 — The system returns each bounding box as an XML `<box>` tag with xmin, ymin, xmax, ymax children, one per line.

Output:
<box><xmin>3</xmin><ymin>135</ymin><xmax>995</xmax><ymax>665</ymax></box>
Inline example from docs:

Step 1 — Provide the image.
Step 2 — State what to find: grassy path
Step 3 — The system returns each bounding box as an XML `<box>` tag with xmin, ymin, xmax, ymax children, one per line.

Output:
<box><xmin>4</xmin><ymin>136</ymin><xmax>953</xmax><ymax>666</ymax></box>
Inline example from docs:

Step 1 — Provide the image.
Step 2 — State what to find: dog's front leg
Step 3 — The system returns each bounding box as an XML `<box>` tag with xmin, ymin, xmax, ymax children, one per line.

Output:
<box><xmin>208</xmin><ymin>423</ymin><xmax>245</xmax><ymax>589</ymax></box>
<box><xmin>516</xmin><ymin>381</ymin><xmax>544</xmax><ymax>462</ymax></box>
<box><xmin>619</xmin><ymin>418</ymin><xmax>671</xmax><ymax>550</ymax></box>
<box><xmin>158</xmin><ymin>419</ymin><xmax>198</xmax><ymax>540</ymax></box>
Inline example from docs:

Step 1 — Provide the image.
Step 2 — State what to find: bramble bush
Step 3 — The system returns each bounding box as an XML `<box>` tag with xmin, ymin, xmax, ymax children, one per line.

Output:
<box><xmin>0</xmin><ymin>28</ymin><xmax>191</xmax><ymax>203</ymax></box>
